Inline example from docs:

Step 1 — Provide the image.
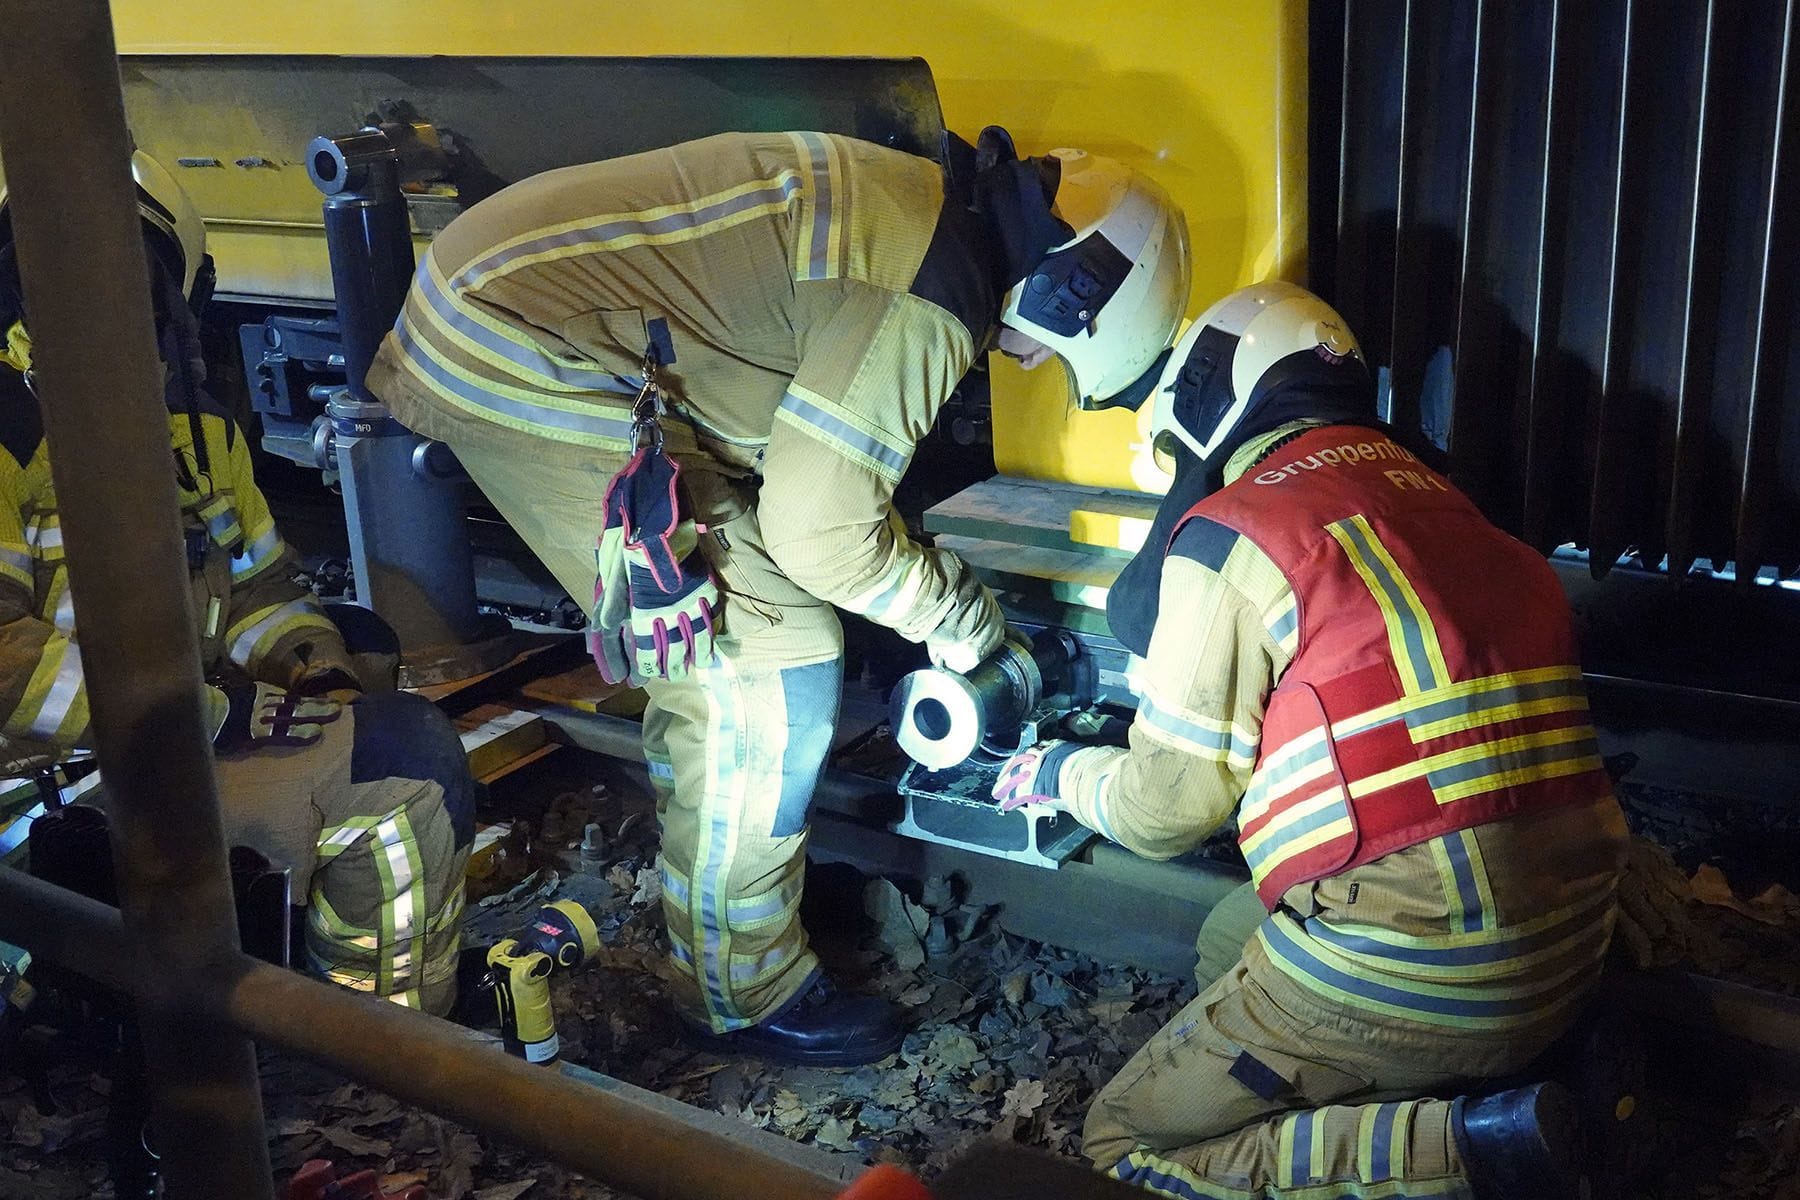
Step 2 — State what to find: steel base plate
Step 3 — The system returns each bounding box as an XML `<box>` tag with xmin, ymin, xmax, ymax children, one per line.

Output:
<box><xmin>893</xmin><ymin>760</ymin><xmax>1094</xmax><ymax>870</ymax></box>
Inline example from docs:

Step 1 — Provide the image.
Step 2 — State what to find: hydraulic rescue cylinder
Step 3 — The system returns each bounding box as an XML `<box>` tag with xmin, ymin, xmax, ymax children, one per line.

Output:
<box><xmin>308</xmin><ymin>124</ymin><xmax>509</xmax><ymax>684</ymax></box>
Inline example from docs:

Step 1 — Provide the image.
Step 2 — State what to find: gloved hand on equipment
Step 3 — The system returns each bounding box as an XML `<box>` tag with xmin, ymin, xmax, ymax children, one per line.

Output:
<box><xmin>206</xmin><ymin>681</ymin><xmax>343</xmax><ymax>753</ymax></box>
<box><xmin>924</xmin><ymin>566</ymin><xmax>1005</xmax><ymax>674</ymax></box>
<box><xmin>992</xmin><ymin>740</ymin><xmax>1078</xmax><ymax>812</ymax></box>
<box><xmin>589</xmin><ymin>446</ymin><xmax>723</xmax><ymax>686</ymax></box>
<box><xmin>1615</xmin><ymin>834</ymin><xmax>1697</xmax><ymax>969</ymax></box>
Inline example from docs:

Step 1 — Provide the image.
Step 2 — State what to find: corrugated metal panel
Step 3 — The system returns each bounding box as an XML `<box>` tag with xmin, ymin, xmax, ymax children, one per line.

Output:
<box><xmin>1315</xmin><ymin>0</ymin><xmax>1800</xmax><ymax>580</ymax></box>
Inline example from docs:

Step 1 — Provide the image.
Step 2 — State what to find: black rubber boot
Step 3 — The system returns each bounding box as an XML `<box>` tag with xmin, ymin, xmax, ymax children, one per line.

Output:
<box><xmin>701</xmin><ymin>976</ymin><xmax>904</xmax><ymax>1067</ymax></box>
<box><xmin>1561</xmin><ymin>1004</ymin><xmax>1653</xmax><ymax>1200</ymax></box>
<box><xmin>1452</xmin><ymin>1082</ymin><xmax>1583</xmax><ymax>1200</ymax></box>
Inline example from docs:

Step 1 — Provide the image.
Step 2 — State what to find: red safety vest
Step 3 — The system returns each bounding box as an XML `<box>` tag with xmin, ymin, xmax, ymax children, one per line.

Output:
<box><xmin>1178</xmin><ymin>426</ymin><xmax>1614</xmax><ymax>908</ymax></box>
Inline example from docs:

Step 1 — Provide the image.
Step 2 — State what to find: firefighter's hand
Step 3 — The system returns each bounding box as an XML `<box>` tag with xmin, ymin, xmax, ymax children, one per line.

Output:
<box><xmin>1615</xmin><ymin>835</ymin><xmax>1695</xmax><ymax>969</ymax></box>
<box><xmin>926</xmin><ymin>569</ymin><xmax>1005</xmax><ymax>674</ymax></box>
<box><xmin>992</xmin><ymin>741</ymin><xmax>1071</xmax><ymax>813</ymax></box>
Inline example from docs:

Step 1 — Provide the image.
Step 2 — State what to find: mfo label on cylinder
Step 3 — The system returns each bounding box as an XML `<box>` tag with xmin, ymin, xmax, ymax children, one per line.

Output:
<box><xmin>331</xmin><ymin>415</ymin><xmax>408</xmax><ymax>438</ymax></box>
<box><xmin>524</xmin><ymin>1034</ymin><xmax>560</xmax><ymax>1064</ymax></box>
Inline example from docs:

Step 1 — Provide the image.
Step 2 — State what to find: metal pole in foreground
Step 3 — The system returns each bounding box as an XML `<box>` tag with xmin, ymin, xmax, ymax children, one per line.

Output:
<box><xmin>0</xmin><ymin>4</ymin><xmax>273</xmax><ymax>1197</ymax></box>
<box><xmin>0</xmin><ymin>868</ymin><xmax>850</xmax><ymax>1200</ymax></box>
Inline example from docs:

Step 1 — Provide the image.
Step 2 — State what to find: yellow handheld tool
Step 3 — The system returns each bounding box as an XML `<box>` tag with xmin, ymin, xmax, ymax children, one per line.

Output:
<box><xmin>487</xmin><ymin>900</ymin><xmax>600</xmax><ymax>1065</ymax></box>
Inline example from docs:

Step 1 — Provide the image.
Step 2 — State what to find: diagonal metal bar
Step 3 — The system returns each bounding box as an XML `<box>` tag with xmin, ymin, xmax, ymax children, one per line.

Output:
<box><xmin>0</xmin><ymin>867</ymin><xmax>851</xmax><ymax>1200</ymax></box>
<box><xmin>0</xmin><ymin>1</ymin><xmax>272</xmax><ymax>1195</ymax></box>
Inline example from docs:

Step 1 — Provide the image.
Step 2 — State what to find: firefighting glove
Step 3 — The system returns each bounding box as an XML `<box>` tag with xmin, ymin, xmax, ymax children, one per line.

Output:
<box><xmin>589</xmin><ymin>447</ymin><xmax>722</xmax><ymax>686</ymax></box>
<box><xmin>992</xmin><ymin>740</ymin><xmax>1075</xmax><ymax>812</ymax></box>
<box><xmin>1615</xmin><ymin>835</ymin><xmax>1697</xmax><ymax>969</ymax></box>
<box><xmin>205</xmin><ymin>682</ymin><xmax>343</xmax><ymax>753</ymax></box>
<box><xmin>925</xmin><ymin>565</ymin><xmax>1005</xmax><ymax>674</ymax></box>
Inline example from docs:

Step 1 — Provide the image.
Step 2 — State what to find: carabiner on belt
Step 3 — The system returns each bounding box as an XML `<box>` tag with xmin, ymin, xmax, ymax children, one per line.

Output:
<box><xmin>629</xmin><ymin>359</ymin><xmax>666</xmax><ymax>453</ymax></box>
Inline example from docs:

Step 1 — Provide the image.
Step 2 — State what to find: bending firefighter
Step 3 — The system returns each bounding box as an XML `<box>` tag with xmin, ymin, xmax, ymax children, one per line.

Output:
<box><xmin>366</xmin><ymin>128</ymin><xmax>1189</xmax><ymax>1062</ymax></box>
<box><xmin>0</xmin><ymin>153</ymin><xmax>475</xmax><ymax>1014</ymax></box>
<box><xmin>993</xmin><ymin>283</ymin><xmax>1629</xmax><ymax>1198</ymax></box>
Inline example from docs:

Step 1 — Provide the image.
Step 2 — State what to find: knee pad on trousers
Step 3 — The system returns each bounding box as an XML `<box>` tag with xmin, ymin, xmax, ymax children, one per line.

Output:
<box><xmin>322</xmin><ymin>602</ymin><xmax>402</xmax><ymax>693</ymax></box>
<box><xmin>348</xmin><ymin>691</ymin><xmax>476</xmax><ymax>847</ymax></box>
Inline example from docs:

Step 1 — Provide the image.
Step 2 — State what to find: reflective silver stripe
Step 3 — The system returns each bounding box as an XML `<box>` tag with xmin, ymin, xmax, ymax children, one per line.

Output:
<box><xmin>25</xmin><ymin>521</ymin><xmax>60</xmax><ymax>552</ymax></box>
<box><xmin>729</xmin><ymin>942</ymin><xmax>798</xmax><ymax>983</ymax></box>
<box><xmin>28</xmin><ymin>642</ymin><xmax>85</xmax><ymax>741</ymax></box>
<box><xmin>776</xmin><ymin>391</ymin><xmax>909</xmax><ymax>475</ymax></box>
<box><xmin>0</xmin><ymin>544</ymin><xmax>32</xmax><ymax>584</ymax></box>
<box><xmin>230</xmin><ymin>525</ymin><xmax>282</xmax><ymax>581</ymax></box>
<box><xmin>394</xmin><ymin>320</ymin><xmax>637</xmax><ymax>444</ymax></box>
<box><xmin>452</xmin><ymin>172</ymin><xmax>804</xmax><ymax>290</ymax></box>
<box><xmin>416</xmin><ymin>261</ymin><xmax>640</xmax><ymax>394</ymax></box>
<box><xmin>660</xmin><ymin>862</ymin><xmax>692</xmax><ymax>907</ymax></box>
<box><xmin>203</xmin><ymin>504</ymin><xmax>241</xmax><ymax>547</ymax></box>
<box><xmin>51</xmin><ymin>583</ymin><xmax>74</xmax><ymax>633</ymax></box>
<box><xmin>727</xmin><ymin>878</ymin><xmax>801</xmax><ymax>926</ymax></box>
<box><xmin>317</xmin><ymin>820</ymin><xmax>378</xmax><ymax>860</ymax></box>
<box><xmin>377</xmin><ymin>814</ymin><xmax>418</xmax><ymax>984</ymax></box>
<box><xmin>227</xmin><ymin>597</ymin><xmax>328</xmax><ymax>666</ymax></box>
<box><xmin>795</xmin><ymin>132</ymin><xmax>834</xmax><ymax>280</ymax></box>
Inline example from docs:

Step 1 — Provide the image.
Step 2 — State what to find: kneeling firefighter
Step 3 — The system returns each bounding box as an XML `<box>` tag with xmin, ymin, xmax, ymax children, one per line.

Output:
<box><xmin>0</xmin><ymin>152</ymin><xmax>475</xmax><ymax>1013</ymax></box>
<box><xmin>992</xmin><ymin>282</ymin><xmax>1630</xmax><ymax>1198</ymax></box>
<box><xmin>365</xmin><ymin>127</ymin><xmax>1190</xmax><ymax>1062</ymax></box>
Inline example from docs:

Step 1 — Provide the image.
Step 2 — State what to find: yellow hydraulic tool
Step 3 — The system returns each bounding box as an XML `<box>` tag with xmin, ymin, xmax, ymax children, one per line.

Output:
<box><xmin>487</xmin><ymin>900</ymin><xmax>600</xmax><ymax>1065</ymax></box>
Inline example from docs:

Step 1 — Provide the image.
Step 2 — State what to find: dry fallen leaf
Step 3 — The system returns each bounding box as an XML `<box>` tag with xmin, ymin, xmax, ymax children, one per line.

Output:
<box><xmin>1691</xmin><ymin>864</ymin><xmax>1800</xmax><ymax>926</ymax></box>
<box><xmin>1000</xmin><ymin>1079</ymin><xmax>1049</xmax><ymax>1119</ymax></box>
<box><xmin>631</xmin><ymin>867</ymin><xmax>662</xmax><ymax>907</ymax></box>
<box><xmin>813</xmin><ymin>1117</ymin><xmax>858</xmax><ymax>1152</ymax></box>
<box><xmin>320</xmin><ymin>1124</ymin><xmax>392</xmax><ymax>1159</ymax></box>
<box><xmin>865</xmin><ymin>879</ymin><xmax>928</xmax><ymax>971</ymax></box>
<box><xmin>472</xmin><ymin>1182</ymin><xmax>538</xmax><ymax>1200</ymax></box>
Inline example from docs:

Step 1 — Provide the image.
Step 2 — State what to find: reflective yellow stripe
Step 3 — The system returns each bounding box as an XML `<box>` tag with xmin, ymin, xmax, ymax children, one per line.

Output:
<box><xmin>841</xmin><ymin>526</ymin><xmax>928</xmax><ymax>621</ymax></box>
<box><xmin>1333</xmin><ymin>666</ymin><xmax>1584</xmax><ymax>738</ymax></box>
<box><xmin>230</xmin><ymin>523</ymin><xmax>283</xmax><ymax>583</ymax></box>
<box><xmin>0</xmin><ymin>543</ymin><xmax>32</xmax><ymax>592</ymax></box>
<box><xmin>1327</xmin><ymin>514</ymin><xmax>1451</xmax><ymax>693</ymax></box>
<box><xmin>456</xmin><ymin>171</ymin><xmax>803</xmax><ymax>289</ymax></box>
<box><xmin>395</xmin><ymin>306</ymin><xmax>636</xmax><ymax>448</ymax></box>
<box><xmin>1433</xmin><ymin>749</ymin><xmax>1604</xmax><ymax>805</ymax></box>
<box><xmin>1350</xmin><ymin>723</ymin><xmax>1594</xmax><ymax>801</ymax></box>
<box><xmin>1240</xmin><ymin>726</ymin><xmax>1332</xmax><ymax>824</ymax></box>
<box><xmin>1257</xmin><ymin>913</ymin><xmax>1607</xmax><ymax>1030</ymax></box>
<box><xmin>1357</xmin><ymin>1105</ymin><xmax>1383</xmax><ymax>1184</ymax></box>
<box><xmin>226</xmin><ymin>597</ymin><xmax>338</xmax><ymax>669</ymax></box>
<box><xmin>1408</xmin><ymin>693</ymin><xmax>1589</xmax><ymax>743</ymax></box>
<box><xmin>7</xmin><ymin>637</ymin><xmax>87</xmax><ymax>744</ymax></box>
<box><xmin>1240</xmin><ymin>785</ymin><xmax>1348</xmax><ymax>859</ymax></box>
<box><xmin>410</xmin><ymin>258</ymin><xmax>617</xmax><ymax>399</ymax></box>
<box><xmin>24</xmin><ymin>516</ymin><xmax>61</xmax><ymax>561</ymax></box>
<box><xmin>1429</xmin><ymin>837</ymin><xmax>1469</xmax><ymax>931</ymax></box>
<box><xmin>1275</xmin><ymin>1113</ymin><xmax>1297</xmax><ymax>1189</ymax></box>
<box><xmin>774</xmin><ymin>382</ymin><xmax>912</xmax><ymax>483</ymax></box>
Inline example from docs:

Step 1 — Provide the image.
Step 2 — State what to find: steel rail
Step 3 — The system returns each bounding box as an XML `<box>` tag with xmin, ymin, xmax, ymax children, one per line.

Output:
<box><xmin>0</xmin><ymin>2</ymin><xmax>274</xmax><ymax>1194</ymax></box>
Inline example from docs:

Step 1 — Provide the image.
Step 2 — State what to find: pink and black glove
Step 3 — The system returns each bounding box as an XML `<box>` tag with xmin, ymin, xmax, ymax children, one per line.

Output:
<box><xmin>589</xmin><ymin>446</ymin><xmax>723</xmax><ymax>686</ymax></box>
<box><xmin>991</xmin><ymin>740</ymin><xmax>1077</xmax><ymax>812</ymax></box>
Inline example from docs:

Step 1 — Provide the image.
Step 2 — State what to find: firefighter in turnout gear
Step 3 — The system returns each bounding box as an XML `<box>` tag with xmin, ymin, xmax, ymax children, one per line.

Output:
<box><xmin>0</xmin><ymin>153</ymin><xmax>475</xmax><ymax>1015</ymax></box>
<box><xmin>993</xmin><ymin>282</ymin><xmax>1629</xmax><ymax>1199</ymax></box>
<box><xmin>366</xmin><ymin>127</ymin><xmax>1190</xmax><ymax>1062</ymax></box>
